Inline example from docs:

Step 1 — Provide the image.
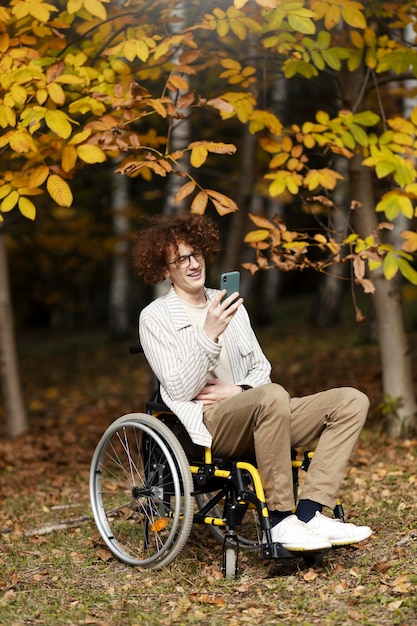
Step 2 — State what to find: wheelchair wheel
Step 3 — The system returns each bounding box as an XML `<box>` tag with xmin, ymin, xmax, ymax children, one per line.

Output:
<box><xmin>89</xmin><ymin>413</ymin><xmax>194</xmax><ymax>569</ymax></box>
<box><xmin>195</xmin><ymin>490</ymin><xmax>262</xmax><ymax>550</ymax></box>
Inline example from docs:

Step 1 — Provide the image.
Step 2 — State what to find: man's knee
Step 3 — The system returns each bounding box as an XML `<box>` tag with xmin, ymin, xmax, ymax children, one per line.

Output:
<box><xmin>342</xmin><ymin>387</ymin><xmax>370</xmax><ymax>426</ymax></box>
<box><xmin>258</xmin><ymin>383</ymin><xmax>291</xmax><ymax>416</ymax></box>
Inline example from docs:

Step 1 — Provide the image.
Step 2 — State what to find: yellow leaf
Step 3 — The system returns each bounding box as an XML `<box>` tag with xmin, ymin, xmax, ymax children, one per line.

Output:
<box><xmin>62</xmin><ymin>145</ymin><xmax>78</xmax><ymax>172</ymax></box>
<box><xmin>221</xmin><ymin>58</ymin><xmax>241</xmax><ymax>70</ymax></box>
<box><xmin>67</xmin><ymin>0</ymin><xmax>83</xmax><ymax>14</ymax></box>
<box><xmin>168</xmin><ymin>75</ymin><xmax>189</xmax><ymax>91</ymax></box>
<box><xmin>29</xmin><ymin>165</ymin><xmax>49</xmax><ymax>187</ymax></box>
<box><xmin>190</xmin><ymin>146</ymin><xmax>208</xmax><ymax>168</ymax></box>
<box><xmin>191</xmin><ymin>190</ymin><xmax>208</xmax><ymax>214</ymax></box>
<box><xmin>1</xmin><ymin>190</ymin><xmax>19</xmax><ymax>212</ymax></box>
<box><xmin>0</xmin><ymin>32</ymin><xmax>9</xmax><ymax>53</ymax></box>
<box><xmin>68</xmin><ymin>129</ymin><xmax>91</xmax><ymax>146</ymax></box>
<box><xmin>10</xmin><ymin>130</ymin><xmax>37</xmax><ymax>153</ymax></box>
<box><xmin>18</xmin><ymin>196</ymin><xmax>36</xmax><ymax>220</ymax></box>
<box><xmin>45</xmin><ymin>110</ymin><xmax>72</xmax><ymax>139</ymax></box>
<box><xmin>124</xmin><ymin>40</ymin><xmax>137</xmax><ymax>62</ymax></box>
<box><xmin>148</xmin><ymin>98</ymin><xmax>167</xmax><ymax>118</ymax></box>
<box><xmin>47</xmin><ymin>175</ymin><xmax>73</xmax><ymax>207</ymax></box>
<box><xmin>383</xmin><ymin>254</ymin><xmax>398</xmax><ymax>280</ymax></box>
<box><xmin>28</xmin><ymin>1</ymin><xmax>58</xmax><ymax>22</ymax></box>
<box><xmin>341</xmin><ymin>5</ymin><xmax>367</xmax><ymax>29</ymax></box>
<box><xmin>244</xmin><ymin>229</ymin><xmax>270</xmax><ymax>243</ymax></box>
<box><xmin>84</xmin><ymin>0</ymin><xmax>107</xmax><ymax>20</ymax></box>
<box><xmin>47</xmin><ymin>82</ymin><xmax>66</xmax><ymax>106</ymax></box>
<box><xmin>36</xmin><ymin>89</ymin><xmax>48</xmax><ymax>105</ymax></box>
<box><xmin>0</xmin><ymin>105</ymin><xmax>16</xmax><ymax>128</ymax></box>
<box><xmin>136</xmin><ymin>40</ymin><xmax>149</xmax><ymax>62</ymax></box>
<box><xmin>0</xmin><ymin>184</ymin><xmax>11</xmax><ymax>200</ymax></box>
<box><xmin>10</xmin><ymin>84</ymin><xmax>27</xmax><ymax>106</ymax></box>
<box><xmin>77</xmin><ymin>144</ymin><xmax>106</xmax><ymax>164</ymax></box>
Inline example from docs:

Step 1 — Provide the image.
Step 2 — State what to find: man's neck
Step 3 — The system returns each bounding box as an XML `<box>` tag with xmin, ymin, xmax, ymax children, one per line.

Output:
<box><xmin>173</xmin><ymin>285</ymin><xmax>206</xmax><ymax>305</ymax></box>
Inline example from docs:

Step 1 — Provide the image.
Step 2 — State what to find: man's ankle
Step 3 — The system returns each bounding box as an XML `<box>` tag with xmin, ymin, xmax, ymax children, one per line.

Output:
<box><xmin>296</xmin><ymin>499</ymin><xmax>322</xmax><ymax>523</ymax></box>
<box><xmin>269</xmin><ymin>510</ymin><xmax>292</xmax><ymax>528</ymax></box>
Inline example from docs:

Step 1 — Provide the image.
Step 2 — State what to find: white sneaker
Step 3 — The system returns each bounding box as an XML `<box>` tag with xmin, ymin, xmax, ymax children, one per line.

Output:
<box><xmin>306</xmin><ymin>512</ymin><xmax>373</xmax><ymax>546</ymax></box>
<box><xmin>264</xmin><ymin>514</ymin><xmax>332</xmax><ymax>552</ymax></box>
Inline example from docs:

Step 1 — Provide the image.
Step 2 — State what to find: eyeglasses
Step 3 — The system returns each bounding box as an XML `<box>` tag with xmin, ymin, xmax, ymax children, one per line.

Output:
<box><xmin>166</xmin><ymin>251</ymin><xmax>203</xmax><ymax>270</ymax></box>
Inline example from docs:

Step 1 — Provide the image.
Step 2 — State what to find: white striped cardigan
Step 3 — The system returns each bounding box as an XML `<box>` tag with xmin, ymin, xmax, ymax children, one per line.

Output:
<box><xmin>139</xmin><ymin>286</ymin><xmax>272</xmax><ymax>447</ymax></box>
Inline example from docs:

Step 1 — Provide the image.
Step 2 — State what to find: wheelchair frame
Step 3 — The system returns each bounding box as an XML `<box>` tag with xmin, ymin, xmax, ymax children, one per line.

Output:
<box><xmin>89</xmin><ymin>352</ymin><xmax>345</xmax><ymax>578</ymax></box>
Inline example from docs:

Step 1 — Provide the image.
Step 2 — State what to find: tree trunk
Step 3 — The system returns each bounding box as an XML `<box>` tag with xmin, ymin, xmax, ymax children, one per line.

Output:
<box><xmin>349</xmin><ymin>153</ymin><xmax>416</xmax><ymax>436</ymax></box>
<box><xmin>0</xmin><ymin>231</ymin><xmax>27</xmax><ymax>437</ymax></box>
<box><xmin>340</xmin><ymin>60</ymin><xmax>416</xmax><ymax>436</ymax></box>
<box><xmin>108</xmin><ymin>167</ymin><xmax>130</xmax><ymax>338</ymax></box>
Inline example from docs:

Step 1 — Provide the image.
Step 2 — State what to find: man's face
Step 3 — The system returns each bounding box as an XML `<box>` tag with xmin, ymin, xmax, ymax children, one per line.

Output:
<box><xmin>164</xmin><ymin>242</ymin><xmax>206</xmax><ymax>300</ymax></box>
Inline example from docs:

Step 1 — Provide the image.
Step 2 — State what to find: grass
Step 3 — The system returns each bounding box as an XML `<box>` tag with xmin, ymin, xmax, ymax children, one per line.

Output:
<box><xmin>1</xmin><ymin>293</ymin><xmax>417</xmax><ymax>625</ymax></box>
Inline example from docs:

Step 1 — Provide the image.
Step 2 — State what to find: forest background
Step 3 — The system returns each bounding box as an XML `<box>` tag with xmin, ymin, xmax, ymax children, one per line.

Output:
<box><xmin>1</xmin><ymin>0</ymin><xmax>417</xmax><ymax>438</ymax></box>
<box><xmin>0</xmin><ymin>1</ymin><xmax>417</xmax><ymax>623</ymax></box>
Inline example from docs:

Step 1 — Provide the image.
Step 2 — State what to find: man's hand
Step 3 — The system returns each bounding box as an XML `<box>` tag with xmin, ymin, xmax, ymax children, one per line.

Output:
<box><xmin>203</xmin><ymin>290</ymin><xmax>243</xmax><ymax>343</ymax></box>
<box><xmin>194</xmin><ymin>378</ymin><xmax>242</xmax><ymax>405</ymax></box>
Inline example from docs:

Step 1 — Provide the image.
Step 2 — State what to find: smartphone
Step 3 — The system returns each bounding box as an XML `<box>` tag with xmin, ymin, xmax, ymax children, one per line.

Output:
<box><xmin>220</xmin><ymin>271</ymin><xmax>240</xmax><ymax>303</ymax></box>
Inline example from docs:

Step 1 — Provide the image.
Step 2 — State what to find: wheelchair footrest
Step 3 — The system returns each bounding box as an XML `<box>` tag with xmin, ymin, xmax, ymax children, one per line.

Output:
<box><xmin>261</xmin><ymin>542</ymin><xmax>328</xmax><ymax>560</ymax></box>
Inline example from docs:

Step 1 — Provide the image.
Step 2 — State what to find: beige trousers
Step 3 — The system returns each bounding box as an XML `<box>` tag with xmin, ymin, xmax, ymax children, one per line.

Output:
<box><xmin>203</xmin><ymin>383</ymin><xmax>369</xmax><ymax>512</ymax></box>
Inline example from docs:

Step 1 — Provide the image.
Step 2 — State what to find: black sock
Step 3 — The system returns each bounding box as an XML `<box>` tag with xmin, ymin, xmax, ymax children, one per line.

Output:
<box><xmin>269</xmin><ymin>510</ymin><xmax>292</xmax><ymax>528</ymax></box>
<box><xmin>296</xmin><ymin>499</ymin><xmax>322</xmax><ymax>523</ymax></box>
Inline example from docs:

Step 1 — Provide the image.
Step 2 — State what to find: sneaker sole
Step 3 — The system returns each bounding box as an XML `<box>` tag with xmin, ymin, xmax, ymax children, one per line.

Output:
<box><xmin>282</xmin><ymin>543</ymin><xmax>331</xmax><ymax>552</ymax></box>
<box><xmin>329</xmin><ymin>529</ymin><xmax>373</xmax><ymax>547</ymax></box>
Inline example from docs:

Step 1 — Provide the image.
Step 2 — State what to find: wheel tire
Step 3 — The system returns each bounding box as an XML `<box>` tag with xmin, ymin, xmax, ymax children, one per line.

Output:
<box><xmin>224</xmin><ymin>546</ymin><xmax>237</xmax><ymax>579</ymax></box>
<box><xmin>89</xmin><ymin>413</ymin><xmax>194</xmax><ymax>569</ymax></box>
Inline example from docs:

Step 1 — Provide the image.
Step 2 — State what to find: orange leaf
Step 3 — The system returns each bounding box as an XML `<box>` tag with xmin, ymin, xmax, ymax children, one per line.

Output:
<box><xmin>191</xmin><ymin>190</ymin><xmax>208</xmax><ymax>214</ymax></box>
<box><xmin>175</xmin><ymin>180</ymin><xmax>196</xmax><ymax>203</ymax></box>
<box><xmin>151</xmin><ymin>518</ymin><xmax>168</xmax><ymax>532</ymax></box>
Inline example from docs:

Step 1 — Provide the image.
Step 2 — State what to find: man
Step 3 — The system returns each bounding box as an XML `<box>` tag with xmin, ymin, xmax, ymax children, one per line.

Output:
<box><xmin>133</xmin><ymin>213</ymin><xmax>372</xmax><ymax>552</ymax></box>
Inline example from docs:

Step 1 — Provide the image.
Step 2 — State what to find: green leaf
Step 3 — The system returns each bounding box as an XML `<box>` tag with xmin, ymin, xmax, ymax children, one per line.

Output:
<box><xmin>375</xmin><ymin>160</ymin><xmax>396</xmax><ymax>179</ymax></box>
<box><xmin>317</xmin><ymin>30</ymin><xmax>331</xmax><ymax>49</ymax></box>
<box><xmin>349</xmin><ymin>123</ymin><xmax>369</xmax><ymax>146</ymax></box>
<box><xmin>375</xmin><ymin>193</ymin><xmax>413</xmax><ymax>220</ymax></box>
<box><xmin>353</xmin><ymin>111</ymin><xmax>380</xmax><ymax>127</ymax></box>
<box><xmin>397</xmin><ymin>258</ymin><xmax>417</xmax><ymax>285</ymax></box>
<box><xmin>284</xmin><ymin>59</ymin><xmax>318</xmax><ymax>79</ymax></box>
<box><xmin>287</xmin><ymin>14</ymin><xmax>316</xmax><ymax>35</ymax></box>
<box><xmin>321</xmin><ymin>49</ymin><xmax>341</xmax><ymax>71</ymax></box>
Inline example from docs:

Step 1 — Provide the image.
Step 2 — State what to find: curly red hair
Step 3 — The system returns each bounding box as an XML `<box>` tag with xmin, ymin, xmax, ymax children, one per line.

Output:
<box><xmin>132</xmin><ymin>213</ymin><xmax>221</xmax><ymax>284</ymax></box>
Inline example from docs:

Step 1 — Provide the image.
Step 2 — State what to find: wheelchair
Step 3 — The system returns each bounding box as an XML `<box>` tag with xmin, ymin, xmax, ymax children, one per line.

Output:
<box><xmin>89</xmin><ymin>348</ymin><xmax>345</xmax><ymax>578</ymax></box>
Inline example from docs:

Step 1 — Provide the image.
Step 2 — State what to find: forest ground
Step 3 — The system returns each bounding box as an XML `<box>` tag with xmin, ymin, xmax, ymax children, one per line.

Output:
<box><xmin>1</xmin><ymin>293</ymin><xmax>417</xmax><ymax>625</ymax></box>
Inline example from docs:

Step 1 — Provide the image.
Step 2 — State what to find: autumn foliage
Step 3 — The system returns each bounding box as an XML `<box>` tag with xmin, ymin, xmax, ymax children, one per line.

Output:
<box><xmin>0</xmin><ymin>0</ymin><xmax>416</xmax><ymax>286</ymax></box>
